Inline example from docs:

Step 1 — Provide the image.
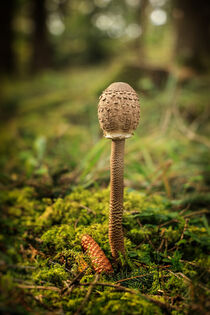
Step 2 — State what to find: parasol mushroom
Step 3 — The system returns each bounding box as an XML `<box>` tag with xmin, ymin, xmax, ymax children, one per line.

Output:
<box><xmin>98</xmin><ymin>82</ymin><xmax>140</xmax><ymax>262</ymax></box>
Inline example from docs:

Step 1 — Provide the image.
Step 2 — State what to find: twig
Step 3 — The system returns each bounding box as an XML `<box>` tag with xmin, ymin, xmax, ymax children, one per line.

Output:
<box><xmin>17</xmin><ymin>284</ymin><xmax>60</xmax><ymax>292</ymax></box>
<box><xmin>69</xmin><ymin>267</ymin><xmax>89</xmax><ymax>286</ymax></box>
<box><xmin>79</xmin><ymin>204</ymin><xmax>96</xmax><ymax>215</ymax></box>
<box><xmin>72</xmin><ymin>205</ymin><xmax>96</xmax><ymax>229</ymax></box>
<box><xmin>165</xmin><ymin>238</ymin><xmax>168</xmax><ymax>252</ymax></box>
<box><xmin>162</xmin><ymin>174</ymin><xmax>172</xmax><ymax>199</ymax></box>
<box><xmin>158</xmin><ymin>204</ymin><xmax>191</xmax><ymax>229</ymax></box>
<box><xmin>179</xmin><ymin>204</ymin><xmax>190</xmax><ymax>216</ymax></box>
<box><xmin>0</xmin><ymin>262</ymin><xmax>37</xmax><ymax>270</ymax></box>
<box><xmin>161</xmin><ymin>108</ymin><xmax>172</xmax><ymax>134</ymax></box>
<box><xmin>168</xmin><ymin>270</ymin><xmax>210</xmax><ymax>293</ymax></box>
<box><xmin>146</xmin><ymin>160</ymin><xmax>172</xmax><ymax>194</ymax></box>
<box><xmin>137</xmin><ymin>218</ymin><xmax>156</xmax><ymax>250</ymax></box>
<box><xmin>158</xmin><ymin>219</ymin><xmax>179</xmax><ymax>229</ymax></box>
<box><xmin>115</xmin><ymin>273</ymin><xmax>152</xmax><ymax>284</ymax></box>
<box><xmin>62</xmin><ymin>266</ymin><xmax>88</xmax><ymax>295</ymax></box>
<box><xmin>74</xmin><ymin>274</ymin><xmax>100</xmax><ymax>315</ymax></box>
<box><xmin>78</xmin><ymin>281</ymin><xmax>136</xmax><ymax>293</ymax></box>
<box><xmin>74</xmin><ymin>216</ymin><xmax>80</xmax><ymax>229</ymax></box>
<box><xmin>49</xmin><ymin>259</ymin><xmax>72</xmax><ymax>274</ymax></box>
<box><xmin>180</xmin><ymin>219</ymin><xmax>189</xmax><ymax>240</ymax></box>
<box><xmin>78</xmin><ymin>282</ymin><xmax>173</xmax><ymax>313</ymax></box>
<box><xmin>158</xmin><ymin>238</ymin><xmax>165</xmax><ymax>252</ymax></box>
<box><xmin>180</xmin><ymin>259</ymin><xmax>210</xmax><ymax>272</ymax></box>
<box><xmin>168</xmin><ymin>219</ymin><xmax>189</xmax><ymax>252</ymax></box>
<box><xmin>183</xmin><ymin>209</ymin><xmax>209</xmax><ymax>218</ymax></box>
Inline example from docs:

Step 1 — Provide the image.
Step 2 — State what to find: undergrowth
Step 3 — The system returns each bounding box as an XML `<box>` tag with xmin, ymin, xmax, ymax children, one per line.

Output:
<box><xmin>0</xmin><ymin>186</ymin><xmax>209</xmax><ymax>314</ymax></box>
<box><xmin>0</xmin><ymin>63</ymin><xmax>210</xmax><ymax>314</ymax></box>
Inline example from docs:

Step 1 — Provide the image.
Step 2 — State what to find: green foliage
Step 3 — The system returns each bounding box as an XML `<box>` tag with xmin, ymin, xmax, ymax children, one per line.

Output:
<box><xmin>0</xmin><ymin>185</ymin><xmax>209</xmax><ymax>314</ymax></box>
<box><xmin>0</xmin><ymin>60</ymin><xmax>210</xmax><ymax>314</ymax></box>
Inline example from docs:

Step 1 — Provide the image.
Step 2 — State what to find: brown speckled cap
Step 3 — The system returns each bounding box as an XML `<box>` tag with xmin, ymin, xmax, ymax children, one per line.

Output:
<box><xmin>98</xmin><ymin>82</ymin><xmax>140</xmax><ymax>140</ymax></box>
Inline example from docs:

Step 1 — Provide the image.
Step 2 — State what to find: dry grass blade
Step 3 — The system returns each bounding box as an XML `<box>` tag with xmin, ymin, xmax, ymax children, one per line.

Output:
<box><xmin>173</xmin><ymin>103</ymin><xmax>210</xmax><ymax>148</ymax></box>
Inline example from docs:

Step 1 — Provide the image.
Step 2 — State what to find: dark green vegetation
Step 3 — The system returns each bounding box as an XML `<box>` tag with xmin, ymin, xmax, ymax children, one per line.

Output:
<box><xmin>0</xmin><ymin>63</ymin><xmax>210</xmax><ymax>314</ymax></box>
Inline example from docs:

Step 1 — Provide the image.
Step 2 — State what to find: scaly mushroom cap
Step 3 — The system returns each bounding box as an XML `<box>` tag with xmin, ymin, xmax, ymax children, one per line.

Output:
<box><xmin>98</xmin><ymin>82</ymin><xmax>140</xmax><ymax>139</ymax></box>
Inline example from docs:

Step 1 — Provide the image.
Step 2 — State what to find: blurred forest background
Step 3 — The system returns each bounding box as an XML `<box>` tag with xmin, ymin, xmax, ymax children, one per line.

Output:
<box><xmin>0</xmin><ymin>1</ymin><xmax>210</xmax><ymax>314</ymax></box>
<box><xmin>1</xmin><ymin>0</ymin><xmax>210</xmax><ymax>74</ymax></box>
<box><xmin>1</xmin><ymin>0</ymin><xmax>210</xmax><ymax>194</ymax></box>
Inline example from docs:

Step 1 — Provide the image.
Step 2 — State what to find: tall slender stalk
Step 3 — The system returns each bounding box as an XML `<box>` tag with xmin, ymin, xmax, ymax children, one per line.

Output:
<box><xmin>109</xmin><ymin>139</ymin><xmax>125</xmax><ymax>260</ymax></box>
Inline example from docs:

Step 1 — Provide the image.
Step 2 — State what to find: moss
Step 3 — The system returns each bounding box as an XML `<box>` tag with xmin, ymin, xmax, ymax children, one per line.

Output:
<box><xmin>33</xmin><ymin>264</ymin><xmax>69</xmax><ymax>286</ymax></box>
<box><xmin>0</xmin><ymin>186</ymin><xmax>209</xmax><ymax>314</ymax></box>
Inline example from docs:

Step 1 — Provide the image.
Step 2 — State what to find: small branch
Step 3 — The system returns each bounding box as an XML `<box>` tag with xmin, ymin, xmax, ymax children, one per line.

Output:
<box><xmin>137</xmin><ymin>218</ymin><xmax>156</xmax><ymax>250</ymax></box>
<box><xmin>73</xmin><ymin>205</ymin><xmax>96</xmax><ymax>229</ymax></box>
<box><xmin>115</xmin><ymin>273</ymin><xmax>152</xmax><ymax>284</ymax></box>
<box><xmin>69</xmin><ymin>267</ymin><xmax>89</xmax><ymax>286</ymax></box>
<box><xmin>146</xmin><ymin>160</ymin><xmax>172</xmax><ymax>194</ymax></box>
<box><xmin>180</xmin><ymin>259</ymin><xmax>210</xmax><ymax>272</ymax></box>
<box><xmin>168</xmin><ymin>218</ymin><xmax>189</xmax><ymax>252</ymax></box>
<box><xmin>78</xmin><ymin>282</ymin><xmax>173</xmax><ymax>313</ymax></box>
<box><xmin>161</xmin><ymin>108</ymin><xmax>172</xmax><ymax>134</ymax></box>
<box><xmin>74</xmin><ymin>274</ymin><xmax>100</xmax><ymax>315</ymax></box>
<box><xmin>79</xmin><ymin>204</ymin><xmax>96</xmax><ymax>216</ymax></box>
<box><xmin>179</xmin><ymin>204</ymin><xmax>190</xmax><ymax>215</ymax></box>
<box><xmin>157</xmin><ymin>237</ymin><xmax>165</xmax><ymax>252</ymax></box>
<box><xmin>79</xmin><ymin>282</ymin><xmax>140</xmax><ymax>294</ymax></box>
<box><xmin>158</xmin><ymin>204</ymin><xmax>190</xmax><ymax>229</ymax></box>
<box><xmin>168</xmin><ymin>270</ymin><xmax>210</xmax><ymax>293</ymax></box>
<box><xmin>183</xmin><ymin>209</ymin><xmax>209</xmax><ymax>218</ymax></box>
<box><xmin>158</xmin><ymin>219</ymin><xmax>179</xmax><ymax>229</ymax></box>
<box><xmin>17</xmin><ymin>284</ymin><xmax>60</xmax><ymax>292</ymax></box>
<box><xmin>62</xmin><ymin>266</ymin><xmax>88</xmax><ymax>295</ymax></box>
<box><xmin>1</xmin><ymin>262</ymin><xmax>37</xmax><ymax>270</ymax></box>
<box><xmin>49</xmin><ymin>259</ymin><xmax>74</xmax><ymax>274</ymax></box>
<box><xmin>74</xmin><ymin>216</ymin><xmax>80</xmax><ymax>229</ymax></box>
<box><xmin>180</xmin><ymin>219</ymin><xmax>189</xmax><ymax>241</ymax></box>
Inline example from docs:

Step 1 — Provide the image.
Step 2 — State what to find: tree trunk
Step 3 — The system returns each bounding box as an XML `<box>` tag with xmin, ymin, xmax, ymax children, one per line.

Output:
<box><xmin>138</xmin><ymin>0</ymin><xmax>149</xmax><ymax>59</ymax></box>
<box><xmin>0</xmin><ymin>1</ymin><xmax>15</xmax><ymax>74</ymax></box>
<box><xmin>173</xmin><ymin>0</ymin><xmax>210</xmax><ymax>71</ymax></box>
<box><xmin>31</xmin><ymin>0</ymin><xmax>51</xmax><ymax>72</ymax></box>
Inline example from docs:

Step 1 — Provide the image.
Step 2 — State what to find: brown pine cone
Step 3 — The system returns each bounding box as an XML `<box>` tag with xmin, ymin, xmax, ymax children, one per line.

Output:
<box><xmin>81</xmin><ymin>234</ymin><xmax>114</xmax><ymax>274</ymax></box>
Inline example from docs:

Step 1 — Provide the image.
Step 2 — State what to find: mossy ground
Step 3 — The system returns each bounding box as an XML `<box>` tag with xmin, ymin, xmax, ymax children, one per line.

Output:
<box><xmin>0</xmin><ymin>62</ymin><xmax>210</xmax><ymax>314</ymax></box>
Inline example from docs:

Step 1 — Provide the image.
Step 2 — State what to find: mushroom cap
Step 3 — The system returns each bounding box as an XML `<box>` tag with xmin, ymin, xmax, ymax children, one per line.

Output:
<box><xmin>98</xmin><ymin>82</ymin><xmax>140</xmax><ymax>139</ymax></box>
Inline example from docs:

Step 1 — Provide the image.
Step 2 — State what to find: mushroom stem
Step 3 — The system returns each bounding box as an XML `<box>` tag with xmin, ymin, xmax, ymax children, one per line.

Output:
<box><xmin>109</xmin><ymin>139</ymin><xmax>126</xmax><ymax>260</ymax></box>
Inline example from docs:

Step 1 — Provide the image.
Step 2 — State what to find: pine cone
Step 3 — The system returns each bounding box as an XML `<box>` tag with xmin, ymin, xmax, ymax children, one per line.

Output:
<box><xmin>81</xmin><ymin>234</ymin><xmax>114</xmax><ymax>274</ymax></box>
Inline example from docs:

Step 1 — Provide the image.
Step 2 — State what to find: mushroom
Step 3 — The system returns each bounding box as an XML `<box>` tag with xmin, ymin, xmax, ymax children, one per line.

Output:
<box><xmin>98</xmin><ymin>82</ymin><xmax>140</xmax><ymax>261</ymax></box>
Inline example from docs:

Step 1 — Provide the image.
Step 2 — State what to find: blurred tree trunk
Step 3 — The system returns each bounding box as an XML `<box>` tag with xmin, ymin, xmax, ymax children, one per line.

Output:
<box><xmin>138</xmin><ymin>0</ymin><xmax>149</xmax><ymax>59</ymax></box>
<box><xmin>0</xmin><ymin>1</ymin><xmax>15</xmax><ymax>74</ymax></box>
<box><xmin>31</xmin><ymin>0</ymin><xmax>51</xmax><ymax>72</ymax></box>
<box><xmin>173</xmin><ymin>0</ymin><xmax>210</xmax><ymax>71</ymax></box>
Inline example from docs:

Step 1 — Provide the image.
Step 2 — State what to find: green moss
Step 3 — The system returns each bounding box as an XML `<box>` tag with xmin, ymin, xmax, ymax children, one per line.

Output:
<box><xmin>0</xmin><ymin>186</ymin><xmax>209</xmax><ymax>314</ymax></box>
<box><xmin>1</xmin><ymin>61</ymin><xmax>210</xmax><ymax>314</ymax></box>
<box><xmin>33</xmin><ymin>264</ymin><xmax>69</xmax><ymax>286</ymax></box>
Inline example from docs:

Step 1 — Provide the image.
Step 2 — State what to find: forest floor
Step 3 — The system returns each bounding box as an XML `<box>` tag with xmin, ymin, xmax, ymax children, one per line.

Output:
<box><xmin>0</xmin><ymin>61</ymin><xmax>210</xmax><ymax>314</ymax></box>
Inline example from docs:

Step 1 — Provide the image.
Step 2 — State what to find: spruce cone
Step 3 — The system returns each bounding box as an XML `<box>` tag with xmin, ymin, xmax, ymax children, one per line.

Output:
<box><xmin>81</xmin><ymin>234</ymin><xmax>114</xmax><ymax>274</ymax></box>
